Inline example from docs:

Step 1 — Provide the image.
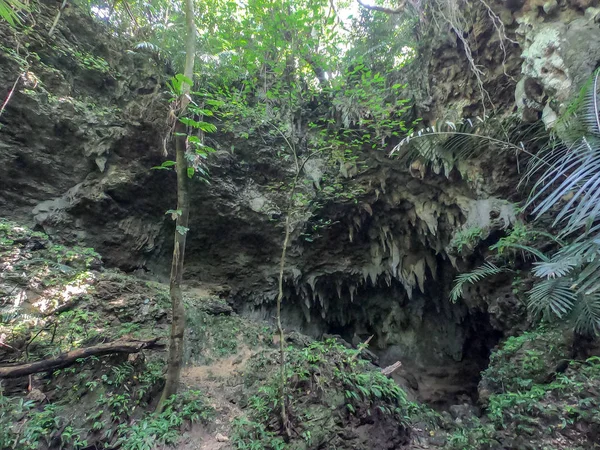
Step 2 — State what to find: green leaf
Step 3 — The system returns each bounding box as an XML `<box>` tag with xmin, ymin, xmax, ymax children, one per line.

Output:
<box><xmin>176</xmin><ymin>226</ymin><xmax>189</xmax><ymax>236</ymax></box>
<box><xmin>0</xmin><ymin>0</ymin><xmax>27</xmax><ymax>27</ymax></box>
<box><xmin>177</xmin><ymin>74</ymin><xmax>193</xmax><ymax>87</ymax></box>
<box><xmin>197</xmin><ymin>122</ymin><xmax>217</xmax><ymax>133</ymax></box>
<box><xmin>152</xmin><ymin>160</ymin><xmax>176</xmax><ymax>170</ymax></box>
<box><xmin>165</xmin><ymin>209</ymin><xmax>182</xmax><ymax>220</ymax></box>
<box><xmin>187</xmin><ymin>167</ymin><xmax>194</xmax><ymax>178</ymax></box>
<box><xmin>188</xmin><ymin>107</ymin><xmax>214</xmax><ymax>116</ymax></box>
<box><xmin>179</xmin><ymin>118</ymin><xmax>217</xmax><ymax>133</ymax></box>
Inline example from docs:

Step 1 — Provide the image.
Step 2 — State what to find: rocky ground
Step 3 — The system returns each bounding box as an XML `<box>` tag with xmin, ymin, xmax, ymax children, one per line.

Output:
<box><xmin>1</xmin><ymin>219</ymin><xmax>600</xmax><ymax>450</ymax></box>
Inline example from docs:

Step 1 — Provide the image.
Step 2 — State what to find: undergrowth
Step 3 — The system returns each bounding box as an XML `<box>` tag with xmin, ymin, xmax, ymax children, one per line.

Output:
<box><xmin>233</xmin><ymin>338</ymin><xmax>438</xmax><ymax>449</ymax></box>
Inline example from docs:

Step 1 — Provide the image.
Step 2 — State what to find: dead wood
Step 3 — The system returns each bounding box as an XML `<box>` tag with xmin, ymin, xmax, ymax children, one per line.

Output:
<box><xmin>0</xmin><ymin>338</ymin><xmax>163</xmax><ymax>378</ymax></box>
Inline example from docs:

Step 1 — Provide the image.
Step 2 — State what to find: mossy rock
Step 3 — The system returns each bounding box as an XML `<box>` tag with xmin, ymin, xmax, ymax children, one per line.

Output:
<box><xmin>479</xmin><ymin>327</ymin><xmax>571</xmax><ymax>401</ymax></box>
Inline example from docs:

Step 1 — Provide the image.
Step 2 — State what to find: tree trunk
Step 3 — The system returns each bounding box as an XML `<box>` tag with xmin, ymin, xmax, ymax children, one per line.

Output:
<box><xmin>158</xmin><ymin>0</ymin><xmax>196</xmax><ymax>410</ymax></box>
<box><xmin>0</xmin><ymin>339</ymin><xmax>163</xmax><ymax>378</ymax></box>
<box><xmin>275</xmin><ymin>154</ymin><xmax>318</xmax><ymax>435</ymax></box>
<box><xmin>276</xmin><ymin>212</ymin><xmax>292</xmax><ymax>436</ymax></box>
<box><xmin>159</xmin><ymin>122</ymin><xmax>189</xmax><ymax>407</ymax></box>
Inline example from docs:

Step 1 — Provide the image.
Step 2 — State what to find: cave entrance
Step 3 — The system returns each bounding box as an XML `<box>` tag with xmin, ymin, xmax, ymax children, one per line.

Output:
<box><xmin>277</xmin><ymin>279</ymin><xmax>503</xmax><ymax>410</ymax></box>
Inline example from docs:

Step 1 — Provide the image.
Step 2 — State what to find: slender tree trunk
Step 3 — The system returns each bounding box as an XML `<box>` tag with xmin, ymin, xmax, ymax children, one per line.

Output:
<box><xmin>276</xmin><ymin>169</ymin><xmax>302</xmax><ymax>436</ymax></box>
<box><xmin>158</xmin><ymin>0</ymin><xmax>196</xmax><ymax>411</ymax></box>
<box><xmin>159</xmin><ymin>123</ymin><xmax>189</xmax><ymax>407</ymax></box>
<box><xmin>274</xmin><ymin>148</ymin><xmax>319</xmax><ymax>434</ymax></box>
<box><xmin>277</xmin><ymin>212</ymin><xmax>292</xmax><ymax>436</ymax></box>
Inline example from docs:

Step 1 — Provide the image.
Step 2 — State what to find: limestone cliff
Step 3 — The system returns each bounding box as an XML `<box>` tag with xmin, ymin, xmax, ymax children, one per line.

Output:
<box><xmin>1</xmin><ymin>0</ymin><xmax>599</xmax><ymax>406</ymax></box>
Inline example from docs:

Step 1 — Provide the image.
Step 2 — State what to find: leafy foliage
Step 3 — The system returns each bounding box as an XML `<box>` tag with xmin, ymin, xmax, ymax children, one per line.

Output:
<box><xmin>117</xmin><ymin>390</ymin><xmax>214</xmax><ymax>450</ymax></box>
<box><xmin>521</xmin><ymin>71</ymin><xmax>600</xmax><ymax>334</ymax></box>
<box><xmin>391</xmin><ymin>116</ymin><xmax>546</xmax><ymax>176</ymax></box>
<box><xmin>450</xmin><ymin>261</ymin><xmax>505</xmax><ymax>302</ymax></box>
<box><xmin>235</xmin><ymin>338</ymin><xmax>428</xmax><ymax>449</ymax></box>
<box><xmin>449</xmin><ymin>226</ymin><xmax>484</xmax><ymax>255</ymax></box>
<box><xmin>0</xmin><ymin>0</ymin><xmax>26</xmax><ymax>26</ymax></box>
<box><xmin>395</xmin><ymin>67</ymin><xmax>600</xmax><ymax>334</ymax></box>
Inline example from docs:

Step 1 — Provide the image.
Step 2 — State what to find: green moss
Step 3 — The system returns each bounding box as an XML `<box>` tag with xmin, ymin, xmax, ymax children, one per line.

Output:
<box><xmin>482</xmin><ymin>327</ymin><xmax>570</xmax><ymax>394</ymax></box>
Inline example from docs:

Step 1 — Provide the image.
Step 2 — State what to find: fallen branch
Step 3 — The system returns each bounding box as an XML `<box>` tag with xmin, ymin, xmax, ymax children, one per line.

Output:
<box><xmin>349</xmin><ymin>335</ymin><xmax>374</xmax><ymax>362</ymax></box>
<box><xmin>381</xmin><ymin>361</ymin><xmax>402</xmax><ymax>376</ymax></box>
<box><xmin>0</xmin><ymin>338</ymin><xmax>163</xmax><ymax>378</ymax></box>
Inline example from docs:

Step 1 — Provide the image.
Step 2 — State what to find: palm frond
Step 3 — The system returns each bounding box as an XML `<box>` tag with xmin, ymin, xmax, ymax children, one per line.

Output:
<box><xmin>533</xmin><ymin>257</ymin><xmax>580</xmax><ymax>279</ymax></box>
<box><xmin>391</xmin><ymin>116</ymin><xmax>547</xmax><ymax>176</ymax></box>
<box><xmin>525</xmin><ymin>69</ymin><xmax>600</xmax><ymax>237</ymax></box>
<box><xmin>580</xmin><ymin>69</ymin><xmax>600</xmax><ymax>136</ymax></box>
<box><xmin>135</xmin><ymin>41</ymin><xmax>162</xmax><ymax>54</ymax></box>
<box><xmin>573</xmin><ymin>258</ymin><xmax>600</xmax><ymax>296</ymax></box>
<box><xmin>450</xmin><ymin>262</ymin><xmax>505</xmax><ymax>302</ymax></box>
<box><xmin>527</xmin><ymin>137</ymin><xmax>600</xmax><ymax>235</ymax></box>
<box><xmin>574</xmin><ymin>293</ymin><xmax>600</xmax><ymax>336</ymax></box>
<box><xmin>527</xmin><ymin>278</ymin><xmax>577</xmax><ymax>320</ymax></box>
<box><xmin>0</xmin><ymin>0</ymin><xmax>27</xmax><ymax>26</ymax></box>
<box><xmin>492</xmin><ymin>242</ymin><xmax>549</xmax><ymax>262</ymax></box>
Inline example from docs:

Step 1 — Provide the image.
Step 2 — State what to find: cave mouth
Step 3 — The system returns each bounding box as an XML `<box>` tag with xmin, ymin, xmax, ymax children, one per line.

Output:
<box><xmin>325</xmin><ymin>313</ymin><xmax>503</xmax><ymax>411</ymax></box>
<box><xmin>263</xmin><ymin>279</ymin><xmax>505</xmax><ymax>410</ymax></box>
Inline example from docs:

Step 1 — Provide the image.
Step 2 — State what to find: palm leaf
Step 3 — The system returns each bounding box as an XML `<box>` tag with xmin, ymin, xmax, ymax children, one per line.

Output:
<box><xmin>580</xmin><ymin>69</ymin><xmax>600</xmax><ymax>136</ymax></box>
<box><xmin>450</xmin><ymin>262</ymin><xmax>505</xmax><ymax>302</ymax></box>
<box><xmin>532</xmin><ymin>257</ymin><xmax>580</xmax><ymax>279</ymax></box>
<box><xmin>391</xmin><ymin>116</ymin><xmax>547</xmax><ymax>176</ymax></box>
<box><xmin>574</xmin><ymin>293</ymin><xmax>600</xmax><ymax>335</ymax></box>
<box><xmin>527</xmin><ymin>278</ymin><xmax>577</xmax><ymax>320</ymax></box>
<box><xmin>525</xmin><ymin>70</ymin><xmax>600</xmax><ymax>236</ymax></box>
<box><xmin>573</xmin><ymin>258</ymin><xmax>600</xmax><ymax>296</ymax></box>
<box><xmin>492</xmin><ymin>242</ymin><xmax>549</xmax><ymax>262</ymax></box>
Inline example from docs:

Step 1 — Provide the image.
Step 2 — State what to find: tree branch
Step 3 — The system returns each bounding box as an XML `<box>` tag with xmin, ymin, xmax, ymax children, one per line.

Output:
<box><xmin>356</xmin><ymin>0</ymin><xmax>405</xmax><ymax>14</ymax></box>
<box><xmin>0</xmin><ymin>338</ymin><xmax>163</xmax><ymax>378</ymax></box>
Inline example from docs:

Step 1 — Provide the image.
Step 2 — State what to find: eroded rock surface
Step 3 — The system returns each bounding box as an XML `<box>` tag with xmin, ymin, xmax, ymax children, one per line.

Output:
<box><xmin>2</xmin><ymin>0</ymin><xmax>600</xmax><ymax>408</ymax></box>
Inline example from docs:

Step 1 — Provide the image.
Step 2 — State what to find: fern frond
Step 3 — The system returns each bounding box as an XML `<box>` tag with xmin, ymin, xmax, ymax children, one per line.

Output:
<box><xmin>450</xmin><ymin>262</ymin><xmax>505</xmax><ymax>302</ymax></box>
<box><xmin>527</xmin><ymin>278</ymin><xmax>577</xmax><ymax>320</ymax></box>
<box><xmin>574</xmin><ymin>293</ymin><xmax>600</xmax><ymax>336</ymax></box>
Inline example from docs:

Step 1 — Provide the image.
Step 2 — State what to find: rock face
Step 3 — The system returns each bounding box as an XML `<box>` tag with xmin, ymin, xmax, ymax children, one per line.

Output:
<box><xmin>0</xmin><ymin>0</ymin><xmax>172</xmax><ymax>268</ymax></box>
<box><xmin>514</xmin><ymin>0</ymin><xmax>600</xmax><ymax>124</ymax></box>
<box><xmin>1</xmin><ymin>0</ymin><xmax>599</xmax><ymax>406</ymax></box>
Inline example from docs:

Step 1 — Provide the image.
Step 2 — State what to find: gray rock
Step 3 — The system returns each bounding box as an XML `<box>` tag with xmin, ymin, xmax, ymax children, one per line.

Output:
<box><xmin>543</xmin><ymin>0</ymin><xmax>559</xmax><ymax>14</ymax></box>
<box><xmin>198</xmin><ymin>299</ymin><xmax>234</xmax><ymax>315</ymax></box>
<box><xmin>449</xmin><ymin>403</ymin><xmax>479</xmax><ymax>420</ymax></box>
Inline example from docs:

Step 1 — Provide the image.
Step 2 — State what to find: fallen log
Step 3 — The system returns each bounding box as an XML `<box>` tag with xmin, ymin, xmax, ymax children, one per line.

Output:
<box><xmin>0</xmin><ymin>338</ymin><xmax>163</xmax><ymax>378</ymax></box>
<box><xmin>381</xmin><ymin>361</ymin><xmax>402</xmax><ymax>376</ymax></box>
